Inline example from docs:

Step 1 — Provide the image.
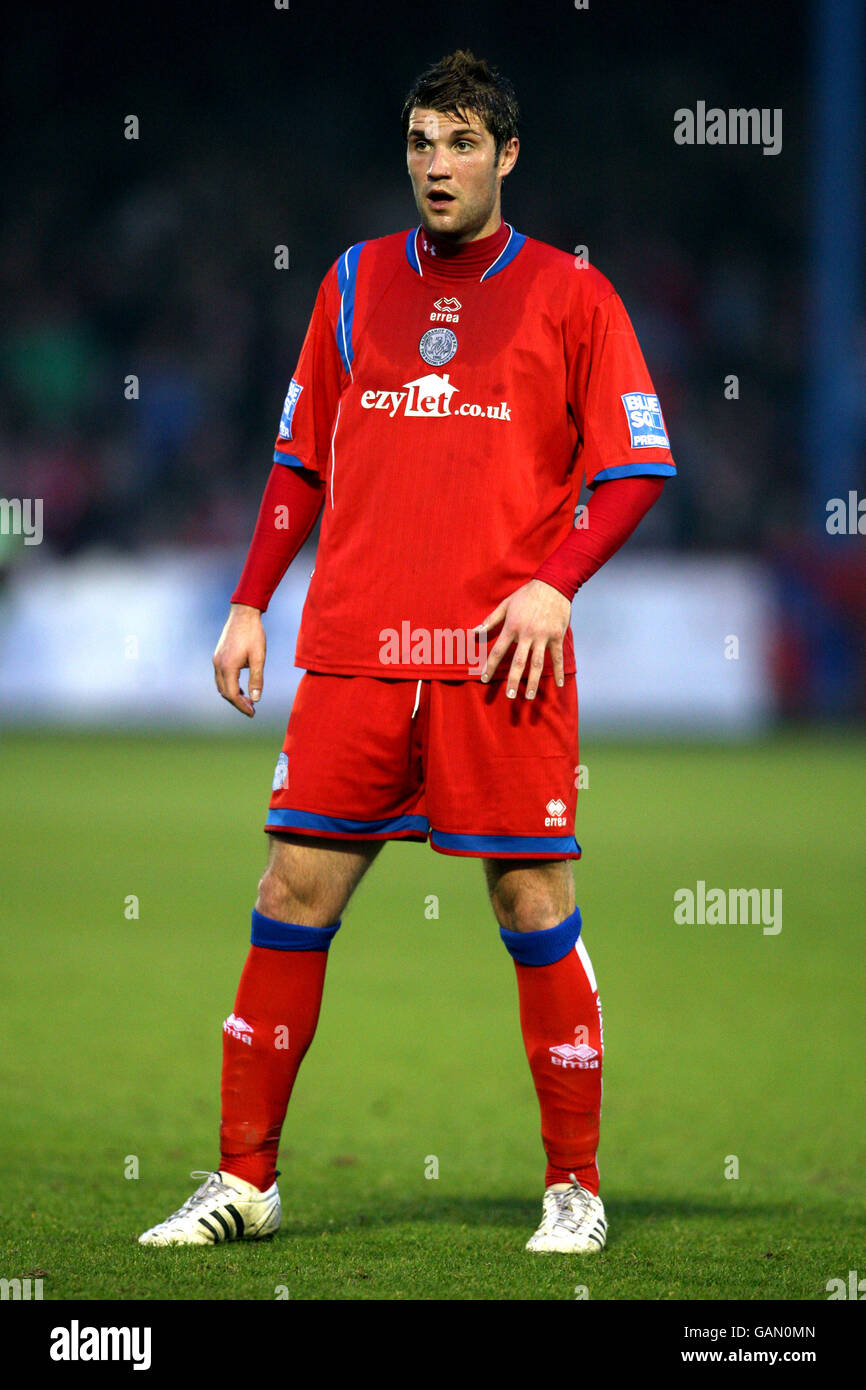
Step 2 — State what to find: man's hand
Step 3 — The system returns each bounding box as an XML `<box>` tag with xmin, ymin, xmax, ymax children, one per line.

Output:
<box><xmin>475</xmin><ymin>579</ymin><xmax>571</xmax><ymax>699</ymax></box>
<box><xmin>213</xmin><ymin>604</ymin><xmax>266</xmax><ymax>717</ymax></box>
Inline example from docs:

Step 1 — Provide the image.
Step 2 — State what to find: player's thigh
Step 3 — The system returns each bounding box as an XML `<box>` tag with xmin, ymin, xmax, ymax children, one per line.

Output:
<box><xmin>423</xmin><ymin>675</ymin><xmax>580</xmax><ymax>860</ymax></box>
<box><xmin>483</xmin><ymin>856</ymin><xmax>576</xmax><ymax>933</ymax></box>
<box><xmin>257</xmin><ymin>832</ymin><xmax>384</xmax><ymax>927</ymax></box>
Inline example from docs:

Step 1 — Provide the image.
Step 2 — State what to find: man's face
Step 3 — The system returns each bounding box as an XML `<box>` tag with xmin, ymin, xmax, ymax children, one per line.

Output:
<box><xmin>406</xmin><ymin>106</ymin><xmax>518</xmax><ymax>241</ymax></box>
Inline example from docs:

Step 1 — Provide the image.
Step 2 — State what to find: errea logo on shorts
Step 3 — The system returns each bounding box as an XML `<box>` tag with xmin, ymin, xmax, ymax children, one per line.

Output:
<box><xmin>621</xmin><ymin>391</ymin><xmax>669</xmax><ymax>448</ymax></box>
<box><xmin>545</xmin><ymin>797</ymin><xmax>567</xmax><ymax>827</ymax></box>
<box><xmin>360</xmin><ymin>373</ymin><xmax>511</xmax><ymax>420</ymax></box>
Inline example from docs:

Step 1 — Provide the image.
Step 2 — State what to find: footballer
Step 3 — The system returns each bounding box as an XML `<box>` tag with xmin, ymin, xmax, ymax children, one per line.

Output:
<box><xmin>140</xmin><ymin>50</ymin><xmax>675</xmax><ymax>1255</ymax></box>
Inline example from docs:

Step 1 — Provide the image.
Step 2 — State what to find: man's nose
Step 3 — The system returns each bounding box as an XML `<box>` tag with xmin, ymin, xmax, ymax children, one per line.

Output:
<box><xmin>427</xmin><ymin>146</ymin><xmax>451</xmax><ymax>179</ymax></box>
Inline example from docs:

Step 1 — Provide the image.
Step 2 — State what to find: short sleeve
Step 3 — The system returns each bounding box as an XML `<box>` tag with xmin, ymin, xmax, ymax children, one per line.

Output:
<box><xmin>568</xmin><ymin>289</ymin><xmax>677</xmax><ymax>489</ymax></box>
<box><xmin>273</xmin><ymin>263</ymin><xmax>345</xmax><ymax>481</ymax></box>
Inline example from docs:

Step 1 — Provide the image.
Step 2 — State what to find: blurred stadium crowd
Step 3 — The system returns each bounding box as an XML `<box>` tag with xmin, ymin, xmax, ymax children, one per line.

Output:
<box><xmin>0</xmin><ymin>139</ymin><xmax>805</xmax><ymax>559</ymax></box>
<box><xmin>0</xmin><ymin>4</ymin><xmax>862</xmax><ymax>716</ymax></box>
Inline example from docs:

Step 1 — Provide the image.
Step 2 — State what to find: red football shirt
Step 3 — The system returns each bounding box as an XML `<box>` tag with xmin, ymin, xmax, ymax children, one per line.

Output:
<box><xmin>273</xmin><ymin>221</ymin><xmax>675</xmax><ymax>678</ymax></box>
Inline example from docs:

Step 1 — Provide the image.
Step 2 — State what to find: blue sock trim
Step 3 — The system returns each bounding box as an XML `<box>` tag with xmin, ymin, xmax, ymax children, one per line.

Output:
<box><xmin>250</xmin><ymin>909</ymin><xmax>341</xmax><ymax>952</ymax></box>
<box><xmin>499</xmin><ymin>906</ymin><xmax>582</xmax><ymax>966</ymax></box>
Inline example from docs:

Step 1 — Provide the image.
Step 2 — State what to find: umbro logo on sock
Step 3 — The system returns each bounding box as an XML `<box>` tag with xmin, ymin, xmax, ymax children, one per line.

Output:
<box><xmin>223</xmin><ymin>1014</ymin><xmax>254</xmax><ymax>1045</ymax></box>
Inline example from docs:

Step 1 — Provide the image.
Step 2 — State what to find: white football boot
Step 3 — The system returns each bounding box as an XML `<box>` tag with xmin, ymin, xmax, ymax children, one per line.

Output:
<box><xmin>138</xmin><ymin>1170</ymin><xmax>280</xmax><ymax>1246</ymax></box>
<box><xmin>525</xmin><ymin>1175</ymin><xmax>607</xmax><ymax>1254</ymax></box>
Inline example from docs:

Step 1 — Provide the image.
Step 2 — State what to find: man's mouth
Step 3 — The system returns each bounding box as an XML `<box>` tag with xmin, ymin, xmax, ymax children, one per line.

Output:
<box><xmin>426</xmin><ymin>189</ymin><xmax>456</xmax><ymax>208</ymax></box>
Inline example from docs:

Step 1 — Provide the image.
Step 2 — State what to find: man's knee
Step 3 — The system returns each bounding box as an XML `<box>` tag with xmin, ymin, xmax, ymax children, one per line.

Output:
<box><xmin>255</xmin><ymin>833</ymin><xmax>379</xmax><ymax>927</ymax></box>
<box><xmin>256</xmin><ymin>866</ymin><xmax>317</xmax><ymax>926</ymax></box>
<box><xmin>484</xmin><ymin>858</ymin><xmax>576</xmax><ymax>933</ymax></box>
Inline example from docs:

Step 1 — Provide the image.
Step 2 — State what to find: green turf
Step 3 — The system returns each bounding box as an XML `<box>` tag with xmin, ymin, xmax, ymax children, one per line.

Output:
<box><xmin>1</xmin><ymin>729</ymin><xmax>863</xmax><ymax>1300</ymax></box>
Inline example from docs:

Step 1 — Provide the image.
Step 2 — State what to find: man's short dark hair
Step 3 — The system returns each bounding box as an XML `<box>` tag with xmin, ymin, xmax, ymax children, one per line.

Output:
<box><xmin>401</xmin><ymin>49</ymin><xmax>519</xmax><ymax>162</ymax></box>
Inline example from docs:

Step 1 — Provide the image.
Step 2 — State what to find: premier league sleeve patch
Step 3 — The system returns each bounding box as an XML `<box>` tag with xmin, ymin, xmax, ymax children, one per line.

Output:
<box><xmin>621</xmin><ymin>392</ymin><xmax>670</xmax><ymax>449</ymax></box>
<box><xmin>278</xmin><ymin>379</ymin><xmax>303</xmax><ymax>440</ymax></box>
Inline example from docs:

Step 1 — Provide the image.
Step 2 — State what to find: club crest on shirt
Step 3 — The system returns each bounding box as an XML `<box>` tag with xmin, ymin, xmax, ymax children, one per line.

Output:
<box><xmin>419</xmin><ymin>327</ymin><xmax>458</xmax><ymax>366</ymax></box>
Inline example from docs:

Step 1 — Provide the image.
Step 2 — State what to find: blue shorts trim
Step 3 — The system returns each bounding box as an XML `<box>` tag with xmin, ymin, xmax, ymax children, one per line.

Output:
<box><xmin>430</xmin><ymin>830</ymin><xmax>581</xmax><ymax>858</ymax></box>
<box><xmin>266</xmin><ymin>808</ymin><xmax>429</xmax><ymax>838</ymax></box>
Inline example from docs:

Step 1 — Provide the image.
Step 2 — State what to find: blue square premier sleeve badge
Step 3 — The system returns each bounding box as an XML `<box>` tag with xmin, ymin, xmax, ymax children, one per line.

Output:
<box><xmin>279</xmin><ymin>379</ymin><xmax>303</xmax><ymax>440</ymax></box>
<box><xmin>621</xmin><ymin>391</ymin><xmax>670</xmax><ymax>448</ymax></box>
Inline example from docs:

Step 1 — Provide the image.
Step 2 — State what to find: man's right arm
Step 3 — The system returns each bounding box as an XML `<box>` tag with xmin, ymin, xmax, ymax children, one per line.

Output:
<box><xmin>213</xmin><ymin>464</ymin><xmax>324</xmax><ymax>717</ymax></box>
<box><xmin>213</xmin><ymin>261</ymin><xmax>344</xmax><ymax>717</ymax></box>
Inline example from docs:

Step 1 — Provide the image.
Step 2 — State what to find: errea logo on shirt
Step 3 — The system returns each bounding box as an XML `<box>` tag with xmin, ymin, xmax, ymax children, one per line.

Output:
<box><xmin>431</xmin><ymin>296</ymin><xmax>461</xmax><ymax>323</ymax></box>
<box><xmin>360</xmin><ymin>373</ymin><xmax>511</xmax><ymax>421</ymax></box>
<box><xmin>621</xmin><ymin>391</ymin><xmax>669</xmax><ymax>449</ymax></box>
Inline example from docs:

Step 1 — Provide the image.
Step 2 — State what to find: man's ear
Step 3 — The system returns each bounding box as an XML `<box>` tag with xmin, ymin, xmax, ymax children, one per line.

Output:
<box><xmin>497</xmin><ymin>137</ymin><xmax>520</xmax><ymax>180</ymax></box>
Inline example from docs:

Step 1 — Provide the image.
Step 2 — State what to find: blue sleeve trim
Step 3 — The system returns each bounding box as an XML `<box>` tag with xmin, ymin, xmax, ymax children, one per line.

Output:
<box><xmin>266</xmin><ymin>808</ymin><xmax>429</xmax><ymax>838</ymax></box>
<box><xmin>336</xmin><ymin>241</ymin><xmax>366</xmax><ymax>372</ymax></box>
<box><xmin>273</xmin><ymin>450</ymin><xmax>310</xmax><ymax>467</ymax></box>
<box><xmin>499</xmin><ymin>907</ymin><xmax>582</xmax><ymax>966</ymax></box>
<box><xmin>251</xmin><ymin>908</ymin><xmax>340</xmax><ymax>952</ymax></box>
<box><xmin>431</xmin><ymin>830</ymin><xmax>581</xmax><ymax>856</ymax></box>
<box><xmin>589</xmin><ymin>462</ymin><xmax>677</xmax><ymax>486</ymax></box>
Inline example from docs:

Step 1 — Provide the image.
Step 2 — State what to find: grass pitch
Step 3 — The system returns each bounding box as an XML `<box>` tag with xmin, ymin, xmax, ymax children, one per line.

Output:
<box><xmin>1</xmin><ymin>729</ymin><xmax>863</xmax><ymax>1301</ymax></box>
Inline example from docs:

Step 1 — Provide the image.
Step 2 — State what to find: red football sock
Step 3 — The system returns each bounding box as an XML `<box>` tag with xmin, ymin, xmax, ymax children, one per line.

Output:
<box><xmin>219</xmin><ymin>935</ymin><xmax>331</xmax><ymax>1191</ymax></box>
<box><xmin>512</xmin><ymin>936</ymin><xmax>603</xmax><ymax>1195</ymax></box>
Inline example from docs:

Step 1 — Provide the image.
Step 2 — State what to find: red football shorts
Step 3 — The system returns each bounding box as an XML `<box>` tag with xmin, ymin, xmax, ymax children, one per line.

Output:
<box><xmin>266</xmin><ymin>673</ymin><xmax>581</xmax><ymax>859</ymax></box>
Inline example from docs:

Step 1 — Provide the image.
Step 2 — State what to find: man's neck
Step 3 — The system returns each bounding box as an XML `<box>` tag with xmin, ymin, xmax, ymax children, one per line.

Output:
<box><xmin>415</xmin><ymin>218</ymin><xmax>510</xmax><ymax>280</ymax></box>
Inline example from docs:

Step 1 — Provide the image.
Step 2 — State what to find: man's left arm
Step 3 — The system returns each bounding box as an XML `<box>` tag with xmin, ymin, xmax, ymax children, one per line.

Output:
<box><xmin>477</xmin><ymin>285</ymin><xmax>675</xmax><ymax>698</ymax></box>
<box><xmin>477</xmin><ymin>475</ymin><xmax>665</xmax><ymax>697</ymax></box>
